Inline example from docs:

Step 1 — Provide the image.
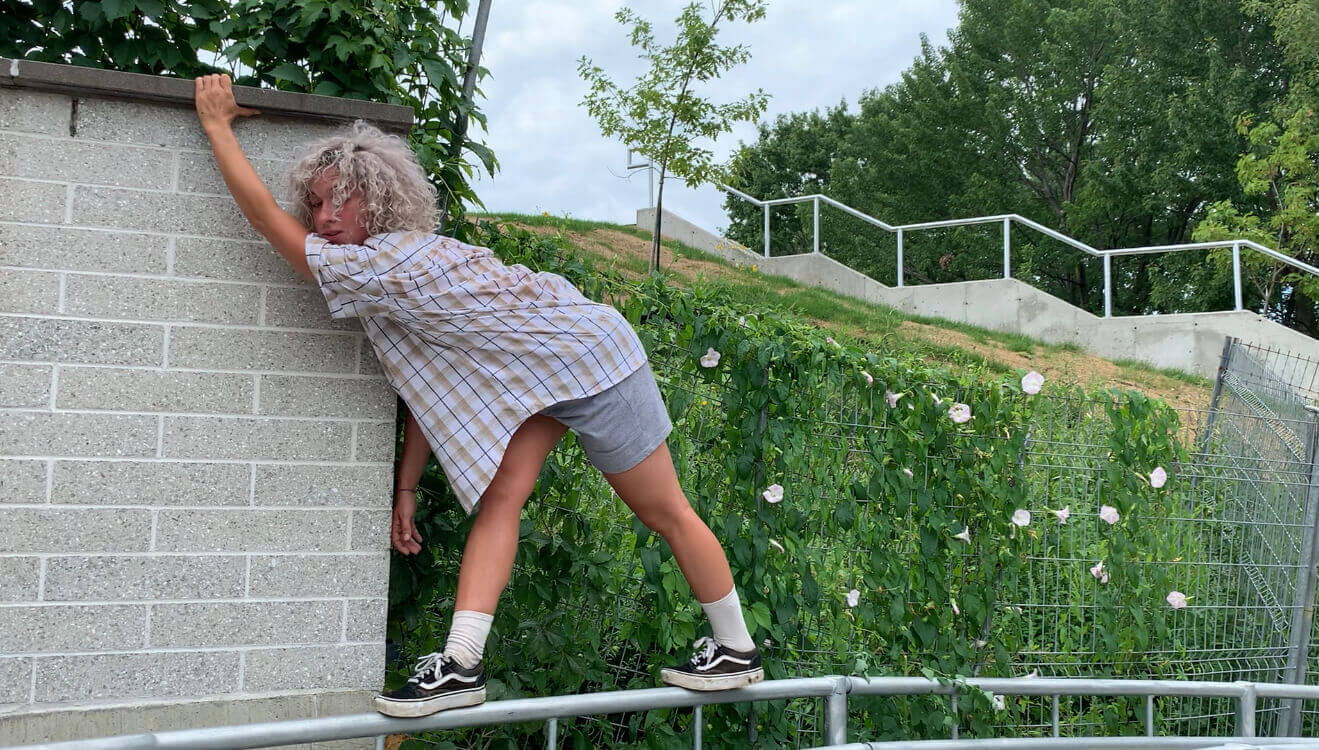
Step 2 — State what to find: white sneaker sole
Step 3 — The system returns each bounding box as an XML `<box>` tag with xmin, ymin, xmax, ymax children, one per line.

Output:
<box><xmin>374</xmin><ymin>686</ymin><xmax>486</xmax><ymax>718</ymax></box>
<box><xmin>660</xmin><ymin>667</ymin><xmax>764</xmax><ymax>691</ymax></box>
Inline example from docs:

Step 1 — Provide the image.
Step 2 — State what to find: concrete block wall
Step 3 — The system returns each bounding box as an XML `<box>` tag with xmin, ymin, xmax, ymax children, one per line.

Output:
<box><xmin>638</xmin><ymin>208</ymin><xmax>1319</xmax><ymax>380</ymax></box>
<box><xmin>0</xmin><ymin>60</ymin><xmax>413</xmax><ymax>745</ymax></box>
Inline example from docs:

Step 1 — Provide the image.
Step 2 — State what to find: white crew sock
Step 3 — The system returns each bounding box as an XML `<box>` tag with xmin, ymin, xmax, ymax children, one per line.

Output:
<box><xmin>699</xmin><ymin>587</ymin><xmax>757</xmax><ymax>652</ymax></box>
<box><xmin>444</xmin><ymin>610</ymin><xmax>493</xmax><ymax>669</ymax></box>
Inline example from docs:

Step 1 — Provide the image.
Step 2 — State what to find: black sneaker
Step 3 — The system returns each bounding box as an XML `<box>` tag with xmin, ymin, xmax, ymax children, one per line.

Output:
<box><xmin>660</xmin><ymin>637</ymin><xmax>764</xmax><ymax>691</ymax></box>
<box><xmin>374</xmin><ymin>652</ymin><xmax>486</xmax><ymax>718</ymax></box>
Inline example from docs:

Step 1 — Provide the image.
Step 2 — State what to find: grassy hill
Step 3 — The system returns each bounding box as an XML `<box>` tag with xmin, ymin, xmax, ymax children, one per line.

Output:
<box><xmin>475</xmin><ymin>212</ymin><xmax>1213</xmax><ymax>411</ymax></box>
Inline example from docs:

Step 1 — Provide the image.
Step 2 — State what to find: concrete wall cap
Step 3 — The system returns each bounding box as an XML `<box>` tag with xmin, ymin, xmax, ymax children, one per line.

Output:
<box><xmin>1</xmin><ymin>57</ymin><xmax>413</xmax><ymax>132</ymax></box>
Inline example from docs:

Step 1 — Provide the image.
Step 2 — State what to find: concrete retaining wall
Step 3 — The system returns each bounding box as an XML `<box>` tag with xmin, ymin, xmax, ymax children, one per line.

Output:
<box><xmin>0</xmin><ymin>59</ymin><xmax>412</xmax><ymax>746</ymax></box>
<box><xmin>638</xmin><ymin>208</ymin><xmax>1319</xmax><ymax>379</ymax></box>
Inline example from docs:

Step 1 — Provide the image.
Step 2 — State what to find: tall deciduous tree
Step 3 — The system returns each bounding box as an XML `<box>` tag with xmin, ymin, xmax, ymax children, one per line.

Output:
<box><xmin>578</xmin><ymin>1</ymin><xmax>769</xmax><ymax>272</ymax></box>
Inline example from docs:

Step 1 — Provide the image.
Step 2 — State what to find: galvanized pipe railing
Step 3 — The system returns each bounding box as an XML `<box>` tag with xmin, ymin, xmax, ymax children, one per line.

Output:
<box><xmin>15</xmin><ymin>677</ymin><xmax>1319</xmax><ymax>750</ymax></box>
<box><xmin>717</xmin><ymin>188</ymin><xmax>1319</xmax><ymax>319</ymax></box>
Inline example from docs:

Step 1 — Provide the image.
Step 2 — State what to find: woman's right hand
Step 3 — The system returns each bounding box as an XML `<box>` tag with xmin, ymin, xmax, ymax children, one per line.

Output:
<box><xmin>391</xmin><ymin>490</ymin><xmax>424</xmax><ymax>555</ymax></box>
<box><xmin>194</xmin><ymin>73</ymin><xmax>260</xmax><ymax>132</ymax></box>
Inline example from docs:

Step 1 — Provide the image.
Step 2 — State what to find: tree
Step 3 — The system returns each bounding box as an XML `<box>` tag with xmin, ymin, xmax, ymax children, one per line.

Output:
<box><xmin>578</xmin><ymin>1</ymin><xmax>769</xmax><ymax>272</ymax></box>
<box><xmin>1</xmin><ymin>0</ymin><xmax>494</xmax><ymax>233</ymax></box>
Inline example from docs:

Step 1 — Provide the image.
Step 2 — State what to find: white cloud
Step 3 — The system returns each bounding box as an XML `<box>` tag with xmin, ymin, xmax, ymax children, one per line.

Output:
<box><xmin>471</xmin><ymin>1</ymin><xmax>962</xmax><ymax>233</ymax></box>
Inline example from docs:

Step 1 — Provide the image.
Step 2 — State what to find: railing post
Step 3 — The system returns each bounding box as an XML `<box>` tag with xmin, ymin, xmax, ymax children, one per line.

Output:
<box><xmin>1283</xmin><ymin>405</ymin><xmax>1319</xmax><ymax>735</ymax></box>
<box><xmin>897</xmin><ymin>228</ymin><xmax>905</xmax><ymax>288</ymax></box>
<box><xmin>763</xmin><ymin>204</ymin><xmax>770</xmax><ymax>259</ymax></box>
<box><xmin>546</xmin><ymin>717</ymin><xmax>558</xmax><ymax>748</ymax></box>
<box><xmin>1237</xmin><ymin>681</ymin><xmax>1257</xmax><ymax>738</ymax></box>
<box><xmin>1233</xmin><ymin>241</ymin><xmax>1244</xmax><ymax>311</ymax></box>
<box><xmin>693</xmin><ymin>704</ymin><xmax>702</xmax><ymax>749</ymax></box>
<box><xmin>1003</xmin><ymin>217</ymin><xmax>1011</xmax><ymax>279</ymax></box>
<box><xmin>813</xmin><ymin>196</ymin><xmax>820</xmax><ymax>254</ymax></box>
<box><xmin>1103</xmin><ymin>252</ymin><xmax>1112</xmax><ymax>318</ymax></box>
<box><xmin>823</xmin><ymin>677</ymin><xmax>849</xmax><ymax>745</ymax></box>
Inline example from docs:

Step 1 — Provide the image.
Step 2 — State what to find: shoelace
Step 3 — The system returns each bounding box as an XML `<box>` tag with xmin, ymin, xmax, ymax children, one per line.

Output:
<box><xmin>687</xmin><ymin>637</ymin><xmax>719</xmax><ymax>666</ymax></box>
<box><xmin>408</xmin><ymin>651</ymin><xmax>452</xmax><ymax>683</ymax></box>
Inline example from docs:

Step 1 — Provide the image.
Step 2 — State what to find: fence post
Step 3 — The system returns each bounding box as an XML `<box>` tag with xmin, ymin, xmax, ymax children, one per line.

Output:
<box><xmin>1003</xmin><ymin>217</ymin><xmax>1011</xmax><ymax>279</ymax></box>
<box><xmin>1282</xmin><ymin>405</ymin><xmax>1319</xmax><ymax>735</ymax></box>
<box><xmin>823</xmin><ymin>677</ymin><xmax>849</xmax><ymax>745</ymax></box>
<box><xmin>1196</xmin><ymin>337</ymin><xmax>1235</xmax><ymax>463</ymax></box>
<box><xmin>763</xmin><ymin>204</ymin><xmax>770</xmax><ymax>259</ymax></box>
<box><xmin>897</xmin><ymin>228</ymin><xmax>905</xmax><ymax>288</ymax></box>
<box><xmin>813</xmin><ymin>196</ymin><xmax>820</xmax><ymax>254</ymax></box>
<box><xmin>1233</xmin><ymin>241</ymin><xmax>1244</xmax><ymax>311</ymax></box>
<box><xmin>1238</xmin><ymin>681</ymin><xmax>1257</xmax><ymax>738</ymax></box>
<box><xmin>1103</xmin><ymin>253</ymin><xmax>1112</xmax><ymax>318</ymax></box>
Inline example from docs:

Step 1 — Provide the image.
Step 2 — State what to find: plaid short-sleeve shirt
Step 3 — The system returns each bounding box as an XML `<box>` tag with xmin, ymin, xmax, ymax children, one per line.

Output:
<box><xmin>304</xmin><ymin>230</ymin><xmax>649</xmax><ymax>512</ymax></box>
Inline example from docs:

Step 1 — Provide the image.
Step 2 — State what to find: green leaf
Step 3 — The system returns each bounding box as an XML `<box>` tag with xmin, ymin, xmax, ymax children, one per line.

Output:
<box><xmin>269</xmin><ymin>62</ymin><xmax>310</xmax><ymax>86</ymax></box>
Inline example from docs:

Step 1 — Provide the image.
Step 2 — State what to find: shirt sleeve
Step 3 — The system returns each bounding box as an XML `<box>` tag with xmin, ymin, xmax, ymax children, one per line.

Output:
<box><xmin>304</xmin><ymin>233</ymin><xmax>386</xmax><ymax>319</ymax></box>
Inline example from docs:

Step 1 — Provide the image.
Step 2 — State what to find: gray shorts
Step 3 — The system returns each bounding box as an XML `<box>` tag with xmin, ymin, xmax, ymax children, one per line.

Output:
<box><xmin>538</xmin><ymin>363</ymin><xmax>673</xmax><ymax>474</ymax></box>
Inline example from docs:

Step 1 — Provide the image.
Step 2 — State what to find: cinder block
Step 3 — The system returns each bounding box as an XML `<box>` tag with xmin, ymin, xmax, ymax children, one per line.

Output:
<box><xmin>0</xmin><ymin>410</ymin><xmax>157</xmax><ymax>458</ymax></box>
<box><xmin>176</xmin><ymin>151</ymin><xmax>293</xmax><ymax>201</ymax></box>
<box><xmin>0</xmin><ymin>507</ymin><xmax>153</xmax><ymax>553</ymax></box>
<box><xmin>43</xmin><ymin>554</ymin><xmax>246</xmax><ymax>602</ymax></box>
<box><xmin>344</xmin><ymin>599</ymin><xmax>387</xmax><ymax>642</ymax></box>
<box><xmin>0</xmin><ymin>657</ymin><xmax>33</xmax><ymax>703</ymax></box>
<box><xmin>0</xmin><ymin>133</ymin><xmax>173</xmax><ymax>189</ymax></box>
<box><xmin>173</xmin><ymin>236</ymin><xmax>292</xmax><ymax>283</ymax></box>
<box><xmin>358</xmin><ymin>341</ymin><xmax>383</xmax><ymax>376</ymax></box>
<box><xmin>72</xmin><ymin>185</ymin><xmax>258</xmax><ymax>239</ymax></box>
<box><xmin>259</xmin><ymin>375</ymin><xmax>394</xmax><ymax>419</ymax></box>
<box><xmin>0</xmin><ymin>603</ymin><xmax>147</xmax><ymax>653</ymax></box>
<box><xmin>52</xmin><ymin>459</ymin><xmax>251</xmax><ymax>506</ymax></box>
<box><xmin>155</xmin><ymin>508</ymin><xmax>350</xmax><ymax>552</ymax></box>
<box><xmin>0</xmin><ymin>269</ymin><xmax>60</xmax><ymax>314</ymax></box>
<box><xmin>0</xmin><ymin>177</ymin><xmax>67</xmax><ymax>224</ymax></box>
<box><xmin>63</xmin><ymin>274</ymin><xmax>261</xmax><ymax>325</ymax></box>
<box><xmin>162</xmin><ymin>416</ymin><xmax>352</xmax><ymax>461</ymax></box>
<box><xmin>0</xmin><ymin>89</ymin><xmax>70</xmax><ymax>135</ymax></box>
<box><xmin>0</xmin><ymin>556</ymin><xmax>41</xmax><ymax>601</ymax></box>
<box><xmin>57</xmin><ymin>366</ymin><xmax>255</xmax><ymax>414</ymax></box>
<box><xmin>243</xmin><ymin>643</ymin><xmax>383</xmax><ymax>692</ymax></box>
<box><xmin>253</xmin><ymin>463</ymin><xmax>392</xmax><ymax>508</ymax></box>
<box><xmin>248</xmin><ymin>553</ymin><xmax>389</xmax><ymax>598</ymax></box>
<box><xmin>0</xmin><ymin>363</ymin><xmax>52</xmax><ymax>408</ymax></box>
<box><xmin>349</xmin><ymin>509</ymin><xmax>389</xmax><ymax>552</ymax></box>
<box><xmin>0</xmin><ymin>316</ymin><xmax>164</xmax><ymax>366</ymax></box>
<box><xmin>167</xmin><ymin>326</ymin><xmax>357</xmax><ymax>373</ymax></box>
<box><xmin>263</xmin><ymin>286</ymin><xmax>359</xmax><ymax>331</ymax></box>
<box><xmin>0</xmin><ymin>224</ymin><xmax>167</xmax><ymax>274</ymax></box>
<box><xmin>352</xmin><ymin>421</ymin><xmax>396</xmax><ymax>463</ymax></box>
<box><xmin>32</xmin><ymin>650</ymin><xmax>240</xmax><ymax>702</ymax></box>
<box><xmin>0</xmin><ymin>458</ymin><xmax>47</xmax><ymax>504</ymax></box>
<box><xmin>150</xmin><ymin>600</ymin><xmax>341</xmax><ymax>648</ymax></box>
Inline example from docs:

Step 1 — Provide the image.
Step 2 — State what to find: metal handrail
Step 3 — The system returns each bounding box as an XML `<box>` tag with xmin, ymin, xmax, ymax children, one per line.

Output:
<box><xmin>15</xmin><ymin>676</ymin><xmax>1319</xmax><ymax>750</ymax></box>
<box><xmin>717</xmin><ymin>187</ymin><xmax>1319</xmax><ymax>319</ymax></box>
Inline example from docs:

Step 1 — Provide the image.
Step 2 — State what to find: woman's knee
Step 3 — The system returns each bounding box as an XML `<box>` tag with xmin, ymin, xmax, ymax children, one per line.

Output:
<box><xmin>635</xmin><ymin>494</ymin><xmax>700</xmax><ymax>538</ymax></box>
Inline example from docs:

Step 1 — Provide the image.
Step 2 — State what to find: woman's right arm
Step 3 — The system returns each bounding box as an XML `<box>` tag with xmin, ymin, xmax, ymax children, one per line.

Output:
<box><xmin>391</xmin><ymin>406</ymin><xmax>433</xmax><ymax>555</ymax></box>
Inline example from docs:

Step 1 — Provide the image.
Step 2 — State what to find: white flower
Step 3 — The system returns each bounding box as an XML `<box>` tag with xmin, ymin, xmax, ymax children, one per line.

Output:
<box><xmin>992</xmin><ymin>695</ymin><xmax>1006</xmax><ymax>711</ymax></box>
<box><xmin>1011</xmin><ymin>509</ymin><xmax>1031</xmax><ymax>527</ymax></box>
<box><xmin>861</xmin><ymin>370</ymin><xmax>873</xmax><ymax>386</ymax></box>
<box><xmin>902</xmin><ymin>468</ymin><xmax>914</xmax><ymax>480</ymax></box>
<box><xmin>948</xmin><ymin>403</ymin><xmax>972</xmax><ymax>423</ymax></box>
<box><xmin>954</xmin><ymin>526</ymin><xmax>972</xmax><ymax>544</ymax></box>
<box><xmin>1021</xmin><ymin>370</ymin><xmax>1044</xmax><ymax>395</ymax></box>
<box><xmin>738</xmin><ymin>316</ymin><xmax>748</xmax><ymax>328</ymax></box>
<box><xmin>1099</xmin><ymin>505</ymin><xmax>1120</xmax><ymax>525</ymax></box>
<box><xmin>1090</xmin><ymin>561</ymin><xmax>1110</xmax><ymax>584</ymax></box>
<box><xmin>826</xmin><ymin>336</ymin><xmax>839</xmax><ymax>347</ymax></box>
<box><xmin>699</xmin><ymin>348</ymin><xmax>721</xmax><ymax>368</ymax></box>
<box><xmin>1149</xmin><ymin>466</ymin><xmax>1168</xmax><ymax>489</ymax></box>
<box><xmin>1166</xmin><ymin>590</ymin><xmax>1188</xmax><ymax>609</ymax></box>
<box><xmin>768</xmin><ymin>538</ymin><xmax>785</xmax><ymax>554</ymax></box>
<box><xmin>846</xmin><ymin>588</ymin><xmax>860</xmax><ymax>608</ymax></box>
<box><xmin>886</xmin><ymin>390</ymin><xmax>903</xmax><ymax>408</ymax></box>
<box><xmin>1025</xmin><ymin>669</ymin><xmax>1039</xmax><ymax>679</ymax></box>
<box><xmin>762</xmin><ymin>483</ymin><xmax>784</xmax><ymax>504</ymax></box>
<box><xmin>1052</xmin><ymin>506</ymin><xmax>1070</xmax><ymax>524</ymax></box>
<box><xmin>952</xmin><ymin>600</ymin><xmax>960</xmax><ymax>615</ymax></box>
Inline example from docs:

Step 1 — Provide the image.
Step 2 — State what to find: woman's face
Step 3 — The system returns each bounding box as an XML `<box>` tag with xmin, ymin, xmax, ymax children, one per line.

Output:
<box><xmin>307</xmin><ymin>169</ymin><xmax>369</xmax><ymax>245</ymax></box>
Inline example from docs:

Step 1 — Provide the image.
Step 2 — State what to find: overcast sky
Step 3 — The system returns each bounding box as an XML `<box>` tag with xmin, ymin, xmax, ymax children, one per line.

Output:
<box><xmin>469</xmin><ymin>0</ymin><xmax>962</xmax><ymax>236</ymax></box>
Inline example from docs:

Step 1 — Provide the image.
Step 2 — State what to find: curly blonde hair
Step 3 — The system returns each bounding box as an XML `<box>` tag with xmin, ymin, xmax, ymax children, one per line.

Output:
<box><xmin>288</xmin><ymin>120</ymin><xmax>438</xmax><ymax>235</ymax></box>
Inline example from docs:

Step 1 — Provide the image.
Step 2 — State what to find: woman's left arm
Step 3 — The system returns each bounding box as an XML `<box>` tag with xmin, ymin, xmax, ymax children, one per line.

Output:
<box><xmin>195</xmin><ymin>74</ymin><xmax>314</xmax><ymax>282</ymax></box>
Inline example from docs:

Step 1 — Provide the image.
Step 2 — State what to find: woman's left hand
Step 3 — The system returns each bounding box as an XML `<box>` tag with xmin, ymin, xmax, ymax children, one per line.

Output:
<box><xmin>194</xmin><ymin>73</ymin><xmax>260</xmax><ymax>131</ymax></box>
